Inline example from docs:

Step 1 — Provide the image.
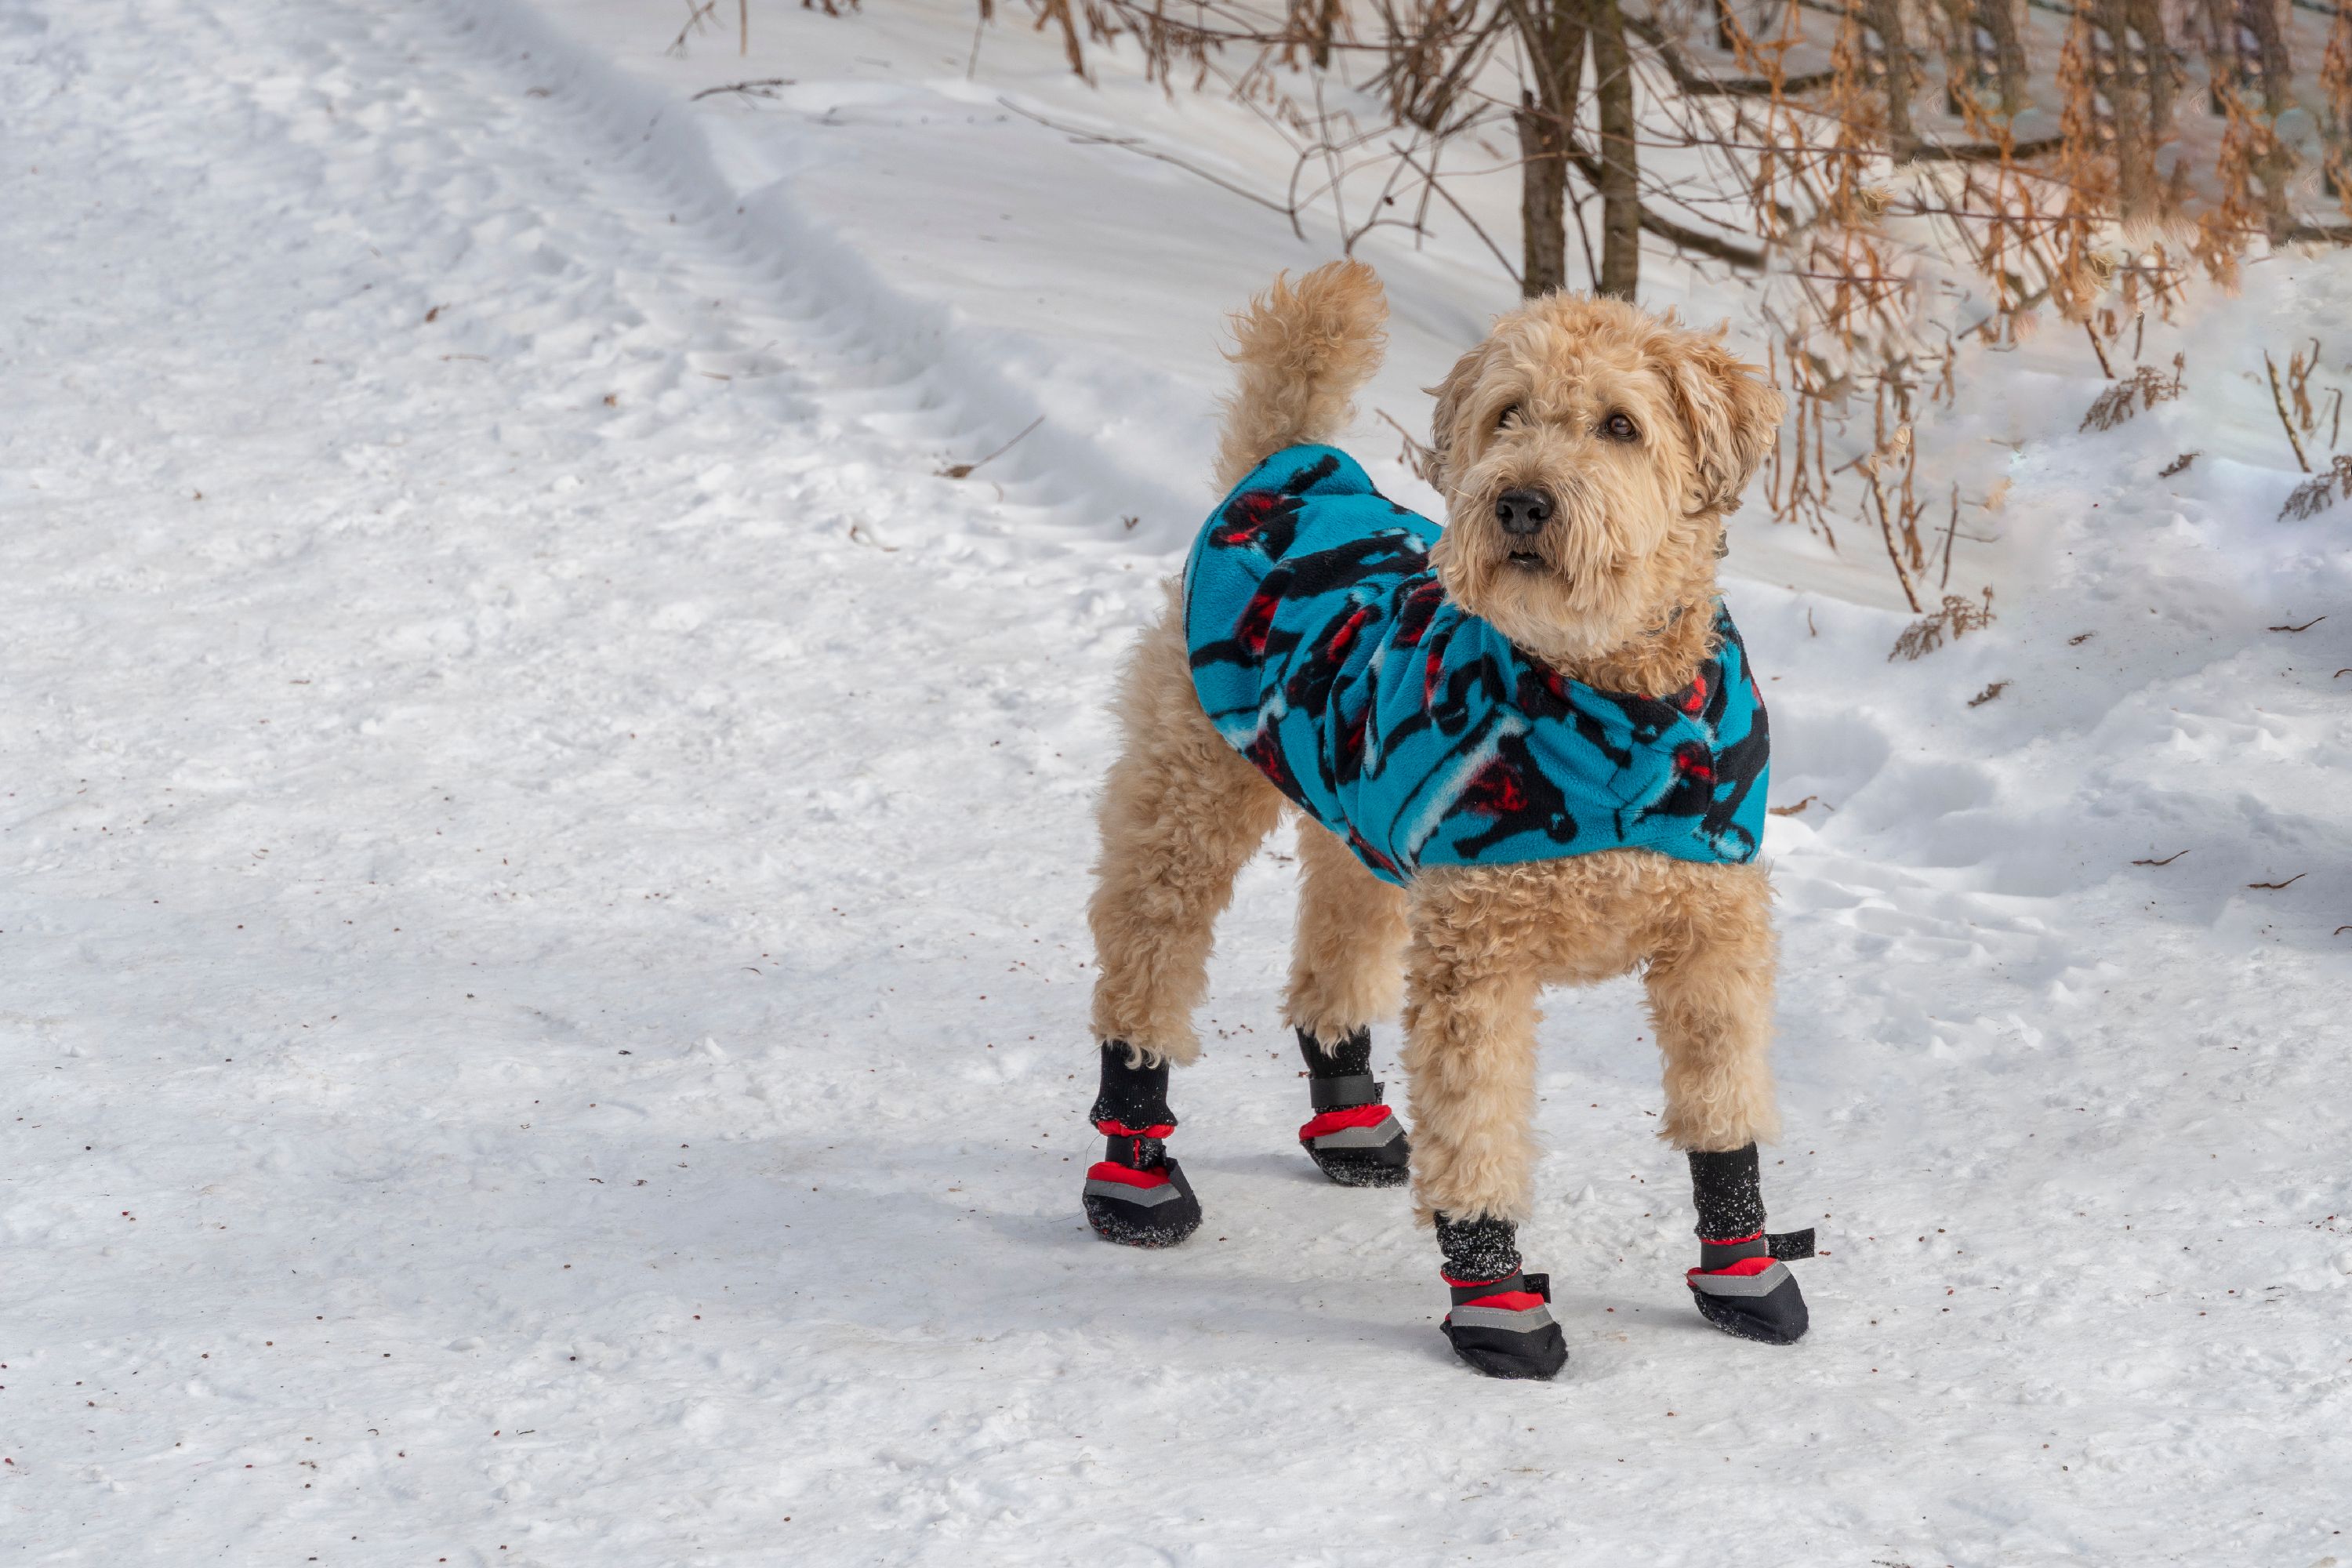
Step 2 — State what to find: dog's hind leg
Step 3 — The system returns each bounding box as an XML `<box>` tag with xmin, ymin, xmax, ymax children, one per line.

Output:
<box><xmin>1640</xmin><ymin>862</ymin><xmax>1809</xmax><ymax>1345</ymax></box>
<box><xmin>1287</xmin><ymin>821</ymin><xmax>1411</xmax><ymax>1187</ymax></box>
<box><xmin>1398</xmin><ymin>871</ymin><xmax>1566</xmax><ymax>1379</ymax></box>
<box><xmin>1287</xmin><ymin>821</ymin><xmax>1407</xmax><ymax>1043</ymax></box>
<box><xmin>1082</xmin><ymin>595</ymin><xmax>1284</xmax><ymax>1247</ymax></box>
<box><xmin>1087</xmin><ymin>595</ymin><xmax>1285</xmax><ymax>1068</ymax></box>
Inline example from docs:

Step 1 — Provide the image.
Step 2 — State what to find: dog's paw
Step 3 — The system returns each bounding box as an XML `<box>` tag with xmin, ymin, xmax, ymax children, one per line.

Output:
<box><xmin>1298</xmin><ymin>1104</ymin><xmax>1410</xmax><ymax>1187</ymax></box>
<box><xmin>1083</xmin><ymin>1158</ymin><xmax>1203</xmax><ymax>1247</ymax></box>
<box><xmin>1686</xmin><ymin>1258</ymin><xmax>1809</xmax><ymax>1345</ymax></box>
<box><xmin>1440</xmin><ymin>1271</ymin><xmax>1568</xmax><ymax>1380</ymax></box>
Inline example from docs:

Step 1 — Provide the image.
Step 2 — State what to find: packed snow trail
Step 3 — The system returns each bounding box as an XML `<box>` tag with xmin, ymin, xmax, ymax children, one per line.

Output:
<box><xmin>5</xmin><ymin>0</ymin><xmax>2351</xmax><ymax>1563</ymax></box>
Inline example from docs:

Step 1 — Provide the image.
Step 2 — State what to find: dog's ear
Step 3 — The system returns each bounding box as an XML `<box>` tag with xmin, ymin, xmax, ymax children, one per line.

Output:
<box><xmin>1657</xmin><ymin>328</ymin><xmax>1786</xmax><ymax>514</ymax></box>
<box><xmin>1425</xmin><ymin>337</ymin><xmax>1503</xmax><ymax>492</ymax></box>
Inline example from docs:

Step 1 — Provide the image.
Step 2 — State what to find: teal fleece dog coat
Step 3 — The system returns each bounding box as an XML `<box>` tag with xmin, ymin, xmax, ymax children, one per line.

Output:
<box><xmin>1182</xmin><ymin>445</ymin><xmax>1769</xmax><ymax>885</ymax></box>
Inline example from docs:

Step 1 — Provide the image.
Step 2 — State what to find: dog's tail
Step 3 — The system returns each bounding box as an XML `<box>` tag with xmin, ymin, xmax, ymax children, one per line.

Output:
<box><xmin>1212</xmin><ymin>260</ymin><xmax>1388</xmax><ymax>493</ymax></box>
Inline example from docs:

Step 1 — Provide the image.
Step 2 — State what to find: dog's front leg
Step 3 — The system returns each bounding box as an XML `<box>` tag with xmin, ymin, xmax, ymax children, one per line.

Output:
<box><xmin>1399</xmin><ymin>875</ymin><xmax>1565</xmax><ymax>1379</ymax></box>
<box><xmin>1642</xmin><ymin>862</ymin><xmax>1810</xmax><ymax>1344</ymax></box>
<box><xmin>1644</xmin><ymin>862</ymin><xmax>1779</xmax><ymax>1154</ymax></box>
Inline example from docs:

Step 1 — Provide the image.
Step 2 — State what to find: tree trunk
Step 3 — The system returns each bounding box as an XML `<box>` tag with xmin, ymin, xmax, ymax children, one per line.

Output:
<box><xmin>2126</xmin><ymin>0</ymin><xmax>2174</xmax><ymax>130</ymax></box>
<box><xmin>2095</xmin><ymin>0</ymin><xmax>2158</xmax><ymax>223</ymax></box>
<box><xmin>1512</xmin><ymin>0</ymin><xmax>1587</xmax><ymax>297</ymax></box>
<box><xmin>1936</xmin><ymin>0</ymin><xmax>1978</xmax><ymax>117</ymax></box>
<box><xmin>1937</xmin><ymin>0</ymin><xmax>2020</xmax><ymax>119</ymax></box>
<box><xmin>2323</xmin><ymin>0</ymin><xmax>2352</xmax><ymax>212</ymax></box>
<box><xmin>2241</xmin><ymin>0</ymin><xmax>2293</xmax><ymax>114</ymax></box>
<box><xmin>2200</xmin><ymin>0</ymin><xmax>2234</xmax><ymax>112</ymax></box>
<box><xmin>2236</xmin><ymin>0</ymin><xmax>2296</xmax><ymax>232</ymax></box>
<box><xmin>1519</xmin><ymin>92</ymin><xmax>1570</xmax><ymax>296</ymax></box>
<box><xmin>1982</xmin><ymin>0</ymin><xmax>2029</xmax><ymax>116</ymax></box>
<box><xmin>1589</xmin><ymin>0</ymin><xmax>1639</xmax><ymax>300</ymax></box>
<box><xmin>1865</xmin><ymin>0</ymin><xmax>1916</xmax><ymax>157</ymax></box>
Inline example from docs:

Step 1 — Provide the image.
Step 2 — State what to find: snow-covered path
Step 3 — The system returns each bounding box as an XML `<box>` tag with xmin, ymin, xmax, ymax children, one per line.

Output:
<box><xmin>4</xmin><ymin>0</ymin><xmax>1147</xmax><ymax>1555</ymax></box>
<box><xmin>5</xmin><ymin>0</ymin><xmax>2350</xmax><ymax>1563</ymax></box>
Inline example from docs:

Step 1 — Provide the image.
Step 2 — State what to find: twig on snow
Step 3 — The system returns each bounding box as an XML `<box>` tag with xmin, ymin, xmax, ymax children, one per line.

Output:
<box><xmin>691</xmin><ymin>78</ymin><xmax>795</xmax><ymax>100</ymax></box>
<box><xmin>1376</xmin><ymin>409</ymin><xmax>1439</xmax><ymax>485</ymax></box>
<box><xmin>2084</xmin><ymin>322</ymin><xmax>2114</xmax><ymax>379</ymax></box>
<box><xmin>939</xmin><ymin>415</ymin><xmax>1044</xmax><ymax>480</ymax></box>
<box><xmin>998</xmin><ymin>100</ymin><xmax>1302</xmax><ymax>234</ymax></box>
<box><xmin>1389</xmin><ymin>145</ymin><xmax>1523</xmax><ymax>289</ymax></box>
<box><xmin>668</xmin><ymin>0</ymin><xmax>720</xmax><ymax>56</ymax></box>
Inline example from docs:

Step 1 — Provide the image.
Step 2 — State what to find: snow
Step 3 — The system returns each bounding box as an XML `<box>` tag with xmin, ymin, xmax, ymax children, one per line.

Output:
<box><xmin>3</xmin><ymin>0</ymin><xmax>2350</xmax><ymax>1562</ymax></box>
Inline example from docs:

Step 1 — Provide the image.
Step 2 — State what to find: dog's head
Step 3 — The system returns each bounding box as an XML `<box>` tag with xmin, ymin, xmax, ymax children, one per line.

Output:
<box><xmin>1425</xmin><ymin>295</ymin><xmax>1784</xmax><ymax>672</ymax></box>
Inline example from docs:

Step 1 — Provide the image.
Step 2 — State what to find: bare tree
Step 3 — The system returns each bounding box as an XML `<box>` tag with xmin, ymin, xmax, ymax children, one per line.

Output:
<box><xmin>1588</xmin><ymin>0</ymin><xmax>1642</xmax><ymax>297</ymax></box>
<box><xmin>1510</xmin><ymin>0</ymin><xmax>1587</xmax><ymax>293</ymax></box>
<box><xmin>902</xmin><ymin>0</ymin><xmax>2352</xmax><ymax>595</ymax></box>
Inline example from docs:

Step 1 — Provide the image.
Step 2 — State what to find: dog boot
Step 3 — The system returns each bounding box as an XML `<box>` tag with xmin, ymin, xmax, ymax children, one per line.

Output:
<box><xmin>1081</xmin><ymin>1042</ymin><xmax>1203</xmax><ymax>1248</ymax></box>
<box><xmin>1294</xmin><ymin>1026</ymin><xmax>1410</xmax><ymax>1187</ymax></box>
<box><xmin>1436</xmin><ymin>1213</ymin><xmax>1567</xmax><ymax>1380</ymax></box>
<box><xmin>1685</xmin><ymin>1144</ymin><xmax>1813</xmax><ymax>1345</ymax></box>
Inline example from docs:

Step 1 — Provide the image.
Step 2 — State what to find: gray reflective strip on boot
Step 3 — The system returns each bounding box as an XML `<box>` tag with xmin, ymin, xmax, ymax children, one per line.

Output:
<box><xmin>1084</xmin><ymin>1178</ymin><xmax>1186</xmax><ymax>1208</ymax></box>
<box><xmin>1308</xmin><ymin>1116</ymin><xmax>1403</xmax><ymax>1150</ymax></box>
<box><xmin>1450</xmin><ymin>1301</ymin><xmax>1557</xmax><ymax>1332</ymax></box>
<box><xmin>1687</xmin><ymin>1261</ymin><xmax>1791</xmax><ymax>1298</ymax></box>
<box><xmin>1308</xmin><ymin>1074</ymin><xmax>1380</xmax><ymax>1111</ymax></box>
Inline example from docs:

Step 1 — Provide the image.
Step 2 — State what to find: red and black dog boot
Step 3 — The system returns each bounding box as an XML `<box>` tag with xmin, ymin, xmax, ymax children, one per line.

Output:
<box><xmin>1436</xmin><ymin>1213</ymin><xmax>1567</xmax><ymax>1380</ymax></box>
<box><xmin>1294</xmin><ymin>1026</ymin><xmax>1410</xmax><ymax>1188</ymax></box>
<box><xmin>1081</xmin><ymin>1042</ymin><xmax>1203</xmax><ymax>1248</ymax></box>
<box><xmin>1685</xmin><ymin>1144</ymin><xmax>1813</xmax><ymax>1345</ymax></box>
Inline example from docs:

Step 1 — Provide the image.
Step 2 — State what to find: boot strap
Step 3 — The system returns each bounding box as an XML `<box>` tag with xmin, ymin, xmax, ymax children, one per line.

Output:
<box><xmin>1446</xmin><ymin>1270</ymin><xmax>1553</xmax><ymax>1305</ymax></box>
<box><xmin>1308</xmin><ymin>1073</ymin><xmax>1381</xmax><ymax>1111</ymax></box>
<box><xmin>1098</xmin><ymin>1131</ymin><xmax>1169</xmax><ymax>1169</ymax></box>
<box><xmin>1699</xmin><ymin>1227</ymin><xmax>1815</xmax><ymax>1271</ymax></box>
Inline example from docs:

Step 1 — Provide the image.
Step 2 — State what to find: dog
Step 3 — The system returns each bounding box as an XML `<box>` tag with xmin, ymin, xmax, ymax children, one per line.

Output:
<box><xmin>1077</xmin><ymin>260</ymin><xmax>1812</xmax><ymax>1380</ymax></box>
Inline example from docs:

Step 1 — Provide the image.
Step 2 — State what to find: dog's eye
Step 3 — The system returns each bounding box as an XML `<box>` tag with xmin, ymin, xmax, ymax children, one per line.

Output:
<box><xmin>1603</xmin><ymin>412</ymin><xmax>1639</xmax><ymax>442</ymax></box>
<box><xmin>1494</xmin><ymin>403</ymin><xmax>1523</xmax><ymax>432</ymax></box>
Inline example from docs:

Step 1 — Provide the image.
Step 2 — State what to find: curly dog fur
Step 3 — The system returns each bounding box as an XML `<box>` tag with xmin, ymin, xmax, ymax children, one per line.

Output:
<box><xmin>1087</xmin><ymin>259</ymin><xmax>1785</xmax><ymax>1228</ymax></box>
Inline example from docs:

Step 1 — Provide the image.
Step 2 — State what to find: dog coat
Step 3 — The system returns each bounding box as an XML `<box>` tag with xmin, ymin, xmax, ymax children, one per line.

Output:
<box><xmin>1182</xmin><ymin>445</ymin><xmax>1769</xmax><ymax>885</ymax></box>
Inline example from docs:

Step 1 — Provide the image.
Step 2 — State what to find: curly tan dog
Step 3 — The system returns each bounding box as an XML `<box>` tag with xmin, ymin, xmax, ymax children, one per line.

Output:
<box><xmin>1078</xmin><ymin>260</ymin><xmax>1813</xmax><ymax>1379</ymax></box>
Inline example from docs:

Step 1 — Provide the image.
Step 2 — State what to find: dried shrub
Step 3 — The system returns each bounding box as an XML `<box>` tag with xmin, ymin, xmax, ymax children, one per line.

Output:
<box><xmin>2280</xmin><ymin>455</ymin><xmax>2352</xmax><ymax>520</ymax></box>
<box><xmin>916</xmin><ymin>0</ymin><xmax>2352</xmax><ymax>604</ymax></box>
<box><xmin>1889</xmin><ymin>586</ymin><xmax>1997</xmax><ymax>662</ymax></box>
<box><xmin>1377</xmin><ymin>409</ymin><xmax>1440</xmax><ymax>487</ymax></box>
<box><xmin>2080</xmin><ymin>354</ymin><xmax>2187</xmax><ymax>433</ymax></box>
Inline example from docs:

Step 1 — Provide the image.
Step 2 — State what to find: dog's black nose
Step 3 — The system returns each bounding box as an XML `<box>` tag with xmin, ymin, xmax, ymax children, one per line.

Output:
<box><xmin>1494</xmin><ymin>488</ymin><xmax>1553</xmax><ymax>537</ymax></box>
